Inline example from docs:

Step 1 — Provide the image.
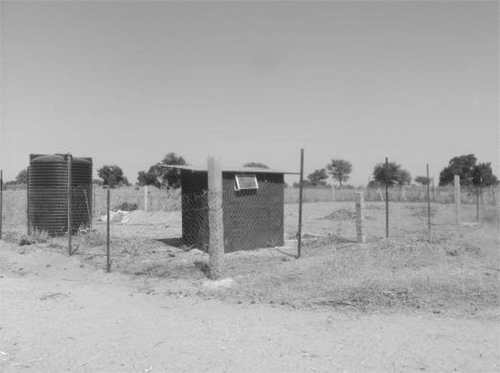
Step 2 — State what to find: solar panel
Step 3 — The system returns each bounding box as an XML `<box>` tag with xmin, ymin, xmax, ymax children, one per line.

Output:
<box><xmin>234</xmin><ymin>174</ymin><xmax>259</xmax><ymax>191</ymax></box>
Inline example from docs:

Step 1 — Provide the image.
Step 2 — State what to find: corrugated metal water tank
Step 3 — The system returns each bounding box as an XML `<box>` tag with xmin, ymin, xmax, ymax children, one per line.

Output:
<box><xmin>28</xmin><ymin>154</ymin><xmax>93</xmax><ymax>235</ymax></box>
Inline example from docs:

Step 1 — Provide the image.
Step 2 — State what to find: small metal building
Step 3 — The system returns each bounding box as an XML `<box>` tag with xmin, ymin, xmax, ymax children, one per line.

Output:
<box><xmin>169</xmin><ymin>165</ymin><xmax>297</xmax><ymax>253</ymax></box>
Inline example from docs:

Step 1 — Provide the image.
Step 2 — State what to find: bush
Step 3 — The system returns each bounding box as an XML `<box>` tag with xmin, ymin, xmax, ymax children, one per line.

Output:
<box><xmin>117</xmin><ymin>202</ymin><xmax>138</xmax><ymax>211</ymax></box>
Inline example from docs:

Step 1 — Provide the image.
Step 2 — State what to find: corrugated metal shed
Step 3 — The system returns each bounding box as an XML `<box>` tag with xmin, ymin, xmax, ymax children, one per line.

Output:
<box><xmin>166</xmin><ymin>165</ymin><xmax>297</xmax><ymax>252</ymax></box>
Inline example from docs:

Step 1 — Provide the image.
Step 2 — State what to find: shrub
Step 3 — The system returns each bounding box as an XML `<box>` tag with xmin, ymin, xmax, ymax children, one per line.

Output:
<box><xmin>117</xmin><ymin>202</ymin><xmax>138</xmax><ymax>211</ymax></box>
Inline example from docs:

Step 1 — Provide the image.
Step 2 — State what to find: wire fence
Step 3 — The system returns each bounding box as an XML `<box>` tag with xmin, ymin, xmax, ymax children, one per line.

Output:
<box><xmin>1</xmin><ymin>175</ymin><xmax>498</xmax><ymax>272</ymax></box>
<box><xmin>2</xmin><ymin>184</ymin><xmax>498</xmax><ymax>232</ymax></box>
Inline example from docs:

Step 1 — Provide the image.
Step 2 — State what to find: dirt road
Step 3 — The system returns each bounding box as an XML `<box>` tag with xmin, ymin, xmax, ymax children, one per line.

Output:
<box><xmin>1</xmin><ymin>242</ymin><xmax>498</xmax><ymax>373</ymax></box>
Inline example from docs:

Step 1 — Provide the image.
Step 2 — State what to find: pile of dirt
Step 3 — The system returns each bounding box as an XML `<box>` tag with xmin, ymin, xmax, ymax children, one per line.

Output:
<box><xmin>320</xmin><ymin>208</ymin><xmax>356</xmax><ymax>221</ymax></box>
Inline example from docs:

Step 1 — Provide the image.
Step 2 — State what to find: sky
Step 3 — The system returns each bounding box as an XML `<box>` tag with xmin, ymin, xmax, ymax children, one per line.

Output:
<box><xmin>1</xmin><ymin>1</ymin><xmax>499</xmax><ymax>186</ymax></box>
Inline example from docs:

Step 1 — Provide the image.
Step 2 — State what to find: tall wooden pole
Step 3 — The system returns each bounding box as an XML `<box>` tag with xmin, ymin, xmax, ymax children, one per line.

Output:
<box><xmin>427</xmin><ymin>164</ymin><xmax>431</xmax><ymax>241</ymax></box>
<box><xmin>297</xmin><ymin>149</ymin><xmax>304</xmax><ymax>258</ymax></box>
<box><xmin>207</xmin><ymin>155</ymin><xmax>223</xmax><ymax>279</ymax></box>
<box><xmin>0</xmin><ymin>170</ymin><xmax>3</xmax><ymax>240</ymax></box>
<box><xmin>106</xmin><ymin>188</ymin><xmax>111</xmax><ymax>272</ymax></box>
<box><xmin>67</xmin><ymin>154</ymin><xmax>73</xmax><ymax>255</ymax></box>
<box><xmin>385</xmin><ymin>156</ymin><xmax>389</xmax><ymax>238</ymax></box>
<box><xmin>27</xmin><ymin>167</ymin><xmax>30</xmax><ymax>235</ymax></box>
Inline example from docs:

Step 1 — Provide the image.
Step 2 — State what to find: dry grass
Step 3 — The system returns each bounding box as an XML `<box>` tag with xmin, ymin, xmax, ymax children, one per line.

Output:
<box><xmin>57</xmin><ymin>221</ymin><xmax>498</xmax><ymax>316</ymax></box>
<box><xmin>196</xmin><ymin>230</ymin><xmax>499</xmax><ymax>315</ymax></box>
<box><xmin>2</xmin><ymin>187</ymin><xmax>499</xmax><ymax>317</ymax></box>
<box><xmin>2</xmin><ymin>190</ymin><xmax>27</xmax><ymax>227</ymax></box>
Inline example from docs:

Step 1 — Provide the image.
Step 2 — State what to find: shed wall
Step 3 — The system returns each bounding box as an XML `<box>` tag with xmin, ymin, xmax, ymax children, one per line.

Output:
<box><xmin>180</xmin><ymin>170</ymin><xmax>209</xmax><ymax>250</ymax></box>
<box><xmin>180</xmin><ymin>170</ymin><xmax>284</xmax><ymax>252</ymax></box>
<box><xmin>222</xmin><ymin>172</ymin><xmax>284</xmax><ymax>252</ymax></box>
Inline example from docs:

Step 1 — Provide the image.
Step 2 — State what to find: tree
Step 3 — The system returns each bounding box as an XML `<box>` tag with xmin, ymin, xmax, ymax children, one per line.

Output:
<box><xmin>372</xmin><ymin>162</ymin><xmax>411</xmax><ymax>187</ymax></box>
<box><xmin>415</xmin><ymin>176</ymin><xmax>431</xmax><ymax>186</ymax></box>
<box><xmin>98</xmin><ymin>165</ymin><xmax>126</xmax><ymax>188</ymax></box>
<box><xmin>326</xmin><ymin>159</ymin><xmax>352</xmax><ymax>188</ymax></box>
<box><xmin>367</xmin><ymin>180</ymin><xmax>384</xmax><ymax>189</ymax></box>
<box><xmin>471</xmin><ymin>162</ymin><xmax>498</xmax><ymax>187</ymax></box>
<box><xmin>439</xmin><ymin>154</ymin><xmax>498</xmax><ymax>187</ymax></box>
<box><xmin>243</xmin><ymin>162</ymin><xmax>269</xmax><ymax>169</ymax></box>
<box><xmin>307</xmin><ymin>169</ymin><xmax>329</xmax><ymax>187</ymax></box>
<box><xmin>137</xmin><ymin>152</ymin><xmax>187</xmax><ymax>189</ymax></box>
<box><xmin>15</xmin><ymin>169</ymin><xmax>29</xmax><ymax>184</ymax></box>
<box><xmin>438</xmin><ymin>154</ymin><xmax>476</xmax><ymax>186</ymax></box>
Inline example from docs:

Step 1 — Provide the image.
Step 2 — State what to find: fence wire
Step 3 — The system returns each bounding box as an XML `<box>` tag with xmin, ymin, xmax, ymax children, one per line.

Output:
<box><xmin>1</xmin><ymin>184</ymin><xmax>498</xmax><ymax>272</ymax></box>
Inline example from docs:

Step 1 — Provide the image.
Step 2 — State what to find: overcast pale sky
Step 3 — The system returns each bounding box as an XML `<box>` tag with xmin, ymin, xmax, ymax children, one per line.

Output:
<box><xmin>1</xmin><ymin>1</ymin><xmax>498</xmax><ymax>186</ymax></box>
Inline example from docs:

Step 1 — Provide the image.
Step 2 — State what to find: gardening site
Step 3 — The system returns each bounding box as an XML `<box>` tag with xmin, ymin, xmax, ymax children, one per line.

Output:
<box><xmin>1</xmin><ymin>185</ymin><xmax>499</xmax><ymax>373</ymax></box>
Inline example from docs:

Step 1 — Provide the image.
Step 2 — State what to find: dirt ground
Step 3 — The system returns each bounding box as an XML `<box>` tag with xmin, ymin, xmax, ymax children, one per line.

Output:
<box><xmin>1</xmin><ymin>201</ymin><xmax>499</xmax><ymax>372</ymax></box>
<box><xmin>1</xmin><ymin>239</ymin><xmax>499</xmax><ymax>373</ymax></box>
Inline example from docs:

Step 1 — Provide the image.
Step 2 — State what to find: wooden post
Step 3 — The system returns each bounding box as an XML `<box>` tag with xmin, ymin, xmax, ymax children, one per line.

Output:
<box><xmin>106</xmin><ymin>188</ymin><xmax>111</xmax><ymax>272</ymax></box>
<box><xmin>297</xmin><ymin>149</ymin><xmax>304</xmax><ymax>258</ymax></box>
<box><xmin>0</xmin><ymin>170</ymin><xmax>3</xmax><ymax>240</ymax></box>
<box><xmin>355</xmin><ymin>192</ymin><xmax>366</xmax><ymax>243</ymax></box>
<box><xmin>27</xmin><ymin>167</ymin><xmax>30</xmax><ymax>235</ymax></box>
<box><xmin>92</xmin><ymin>183</ymin><xmax>96</xmax><ymax>224</ymax></box>
<box><xmin>67</xmin><ymin>154</ymin><xmax>73</xmax><ymax>255</ymax></box>
<box><xmin>426</xmin><ymin>164</ymin><xmax>431</xmax><ymax>241</ymax></box>
<box><xmin>385</xmin><ymin>157</ymin><xmax>389</xmax><ymax>238</ymax></box>
<box><xmin>144</xmin><ymin>185</ymin><xmax>149</xmax><ymax>211</ymax></box>
<box><xmin>454</xmin><ymin>175</ymin><xmax>460</xmax><ymax>225</ymax></box>
<box><xmin>207</xmin><ymin>155</ymin><xmax>223</xmax><ymax>279</ymax></box>
<box><xmin>432</xmin><ymin>177</ymin><xmax>435</xmax><ymax>201</ymax></box>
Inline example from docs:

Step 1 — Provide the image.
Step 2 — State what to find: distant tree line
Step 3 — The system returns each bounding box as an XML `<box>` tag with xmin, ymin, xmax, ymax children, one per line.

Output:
<box><xmin>5</xmin><ymin>153</ymin><xmax>497</xmax><ymax>190</ymax></box>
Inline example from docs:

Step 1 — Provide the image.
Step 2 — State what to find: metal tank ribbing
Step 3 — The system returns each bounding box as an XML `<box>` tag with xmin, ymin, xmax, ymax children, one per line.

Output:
<box><xmin>28</xmin><ymin>154</ymin><xmax>93</xmax><ymax>235</ymax></box>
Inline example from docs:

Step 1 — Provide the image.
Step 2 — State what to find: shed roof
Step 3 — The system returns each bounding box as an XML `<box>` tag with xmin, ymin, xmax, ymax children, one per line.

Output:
<box><xmin>162</xmin><ymin>164</ymin><xmax>299</xmax><ymax>175</ymax></box>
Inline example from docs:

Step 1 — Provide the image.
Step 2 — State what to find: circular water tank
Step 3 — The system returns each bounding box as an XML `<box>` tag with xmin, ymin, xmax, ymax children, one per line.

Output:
<box><xmin>28</xmin><ymin>154</ymin><xmax>93</xmax><ymax>236</ymax></box>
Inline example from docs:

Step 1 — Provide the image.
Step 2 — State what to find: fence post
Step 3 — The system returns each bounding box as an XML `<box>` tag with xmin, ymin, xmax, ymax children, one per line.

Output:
<box><xmin>27</xmin><ymin>167</ymin><xmax>30</xmax><ymax>235</ymax></box>
<box><xmin>454</xmin><ymin>175</ymin><xmax>460</xmax><ymax>225</ymax></box>
<box><xmin>0</xmin><ymin>170</ymin><xmax>3</xmax><ymax>240</ymax></box>
<box><xmin>427</xmin><ymin>164</ymin><xmax>431</xmax><ymax>241</ymax></box>
<box><xmin>106</xmin><ymin>188</ymin><xmax>111</xmax><ymax>272</ymax></box>
<box><xmin>297</xmin><ymin>149</ymin><xmax>304</xmax><ymax>258</ymax></box>
<box><xmin>67</xmin><ymin>154</ymin><xmax>73</xmax><ymax>255</ymax></box>
<box><xmin>385</xmin><ymin>157</ymin><xmax>389</xmax><ymax>238</ymax></box>
<box><xmin>144</xmin><ymin>185</ymin><xmax>149</xmax><ymax>211</ymax></box>
<box><xmin>355</xmin><ymin>192</ymin><xmax>366</xmax><ymax>243</ymax></box>
<box><xmin>432</xmin><ymin>177</ymin><xmax>435</xmax><ymax>201</ymax></box>
<box><xmin>207</xmin><ymin>155</ymin><xmax>223</xmax><ymax>279</ymax></box>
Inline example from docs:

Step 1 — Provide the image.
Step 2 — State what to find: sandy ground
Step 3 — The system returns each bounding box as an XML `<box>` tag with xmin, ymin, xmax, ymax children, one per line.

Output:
<box><xmin>1</xmin><ymin>240</ymin><xmax>499</xmax><ymax>373</ymax></box>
